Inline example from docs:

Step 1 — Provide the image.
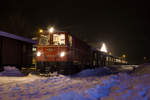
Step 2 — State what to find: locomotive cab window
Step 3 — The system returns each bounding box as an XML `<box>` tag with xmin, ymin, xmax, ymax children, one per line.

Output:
<box><xmin>39</xmin><ymin>34</ymin><xmax>50</xmax><ymax>45</ymax></box>
<box><xmin>53</xmin><ymin>34</ymin><xmax>65</xmax><ymax>45</ymax></box>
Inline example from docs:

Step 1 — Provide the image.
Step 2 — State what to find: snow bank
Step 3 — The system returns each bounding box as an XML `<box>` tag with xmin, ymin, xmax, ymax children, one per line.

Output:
<box><xmin>0</xmin><ymin>74</ymin><xmax>43</xmax><ymax>85</ymax></box>
<box><xmin>1</xmin><ymin>64</ymin><xmax>150</xmax><ymax>100</ymax></box>
<box><xmin>49</xmin><ymin>75</ymin><xmax>119</xmax><ymax>100</ymax></box>
<box><xmin>110</xmin><ymin>65</ymin><xmax>136</xmax><ymax>72</ymax></box>
<box><xmin>75</xmin><ymin>67</ymin><xmax>111</xmax><ymax>77</ymax></box>
<box><xmin>0</xmin><ymin>66</ymin><xmax>23</xmax><ymax>76</ymax></box>
<box><xmin>131</xmin><ymin>63</ymin><xmax>150</xmax><ymax>75</ymax></box>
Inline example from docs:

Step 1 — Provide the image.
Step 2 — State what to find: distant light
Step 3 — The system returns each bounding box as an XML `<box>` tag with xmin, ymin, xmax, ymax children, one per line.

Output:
<box><xmin>37</xmin><ymin>51</ymin><xmax>41</xmax><ymax>56</ymax></box>
<box><xmin>109</xmin><ymin>52</ymin><xmax>112</xmax><ymax>55</ymax></box>
<box><xmin>39</xmin><ymin>29</ymin><xmax>43</xmax><ymax>33</ymax></box>
<box><xmin>122</xmin><ymin>54</ymin><xmax>126</xmax><ymax>58</ymax></box>
<box><xmin>100</xmin><ymin>43</ymin><xmax>107</xmax><ymax>53</ymax></box>
<box><xmin>60</xmin><ymin>52</ymin><xmax>65</xmax><ymax>57</ymax></box>
<box><xmin>144</xmin><ymin>57</ymin><xmax>147</xmax><ymax>60</ymax></box>
<box><xmin>49</xmin><ymin>27</ymin><xmax>54</xmax><ymax>33</ymax></box>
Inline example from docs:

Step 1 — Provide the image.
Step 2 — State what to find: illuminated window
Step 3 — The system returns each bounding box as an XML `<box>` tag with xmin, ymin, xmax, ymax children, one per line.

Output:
<box><xmin>59</xmin><ymin>34</ymin><xmax>65</xmax><ymax>45</ymax></box>
<box><xmin>53</xmin><ymin>34</ymin><xmax>65</xmax><ymax>45</ymax></box>
<box><xmin>39</xmin><ymin>35</ymin><xmax>50</xmax><ymax>45</ymax></box>
<box><xmin>93</xmin><ymin>60</ymin><xmax>96</xmax><ymax>66</ymax></box>
<box><xmin>68</xmin><ymin>35</ymin><xmax>72</xmax><ymax>46</ymax></box>
<box><xmin>53</xmin><ymin>34</ymin><xmax>59</xmax><ymax>45</ymax></box>
<box><xmin>106</xmin><ymin>57</ymin><xmax>109</xmax><ymax>61</ymax></box>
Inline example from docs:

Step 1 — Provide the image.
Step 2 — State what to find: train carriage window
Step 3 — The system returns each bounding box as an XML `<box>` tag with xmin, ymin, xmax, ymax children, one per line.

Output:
<box><xmin>106</xmin><ymin>56</ymin><xmax>109</xmax><ymax>61</ymax></box>
<box><xmin>39</xmin><ymin>35</ymin><xmax>50</xmax><ymax>45</ymax></box>
<box><xmin>53</xmin><ymin>34</ymin><xmax>65</xmax><ymax>45</ymax></box>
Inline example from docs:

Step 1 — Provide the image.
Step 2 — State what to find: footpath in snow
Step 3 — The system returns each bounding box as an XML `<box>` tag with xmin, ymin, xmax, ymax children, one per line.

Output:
<box><xmin>0</xmin><ymin>64</ymin><xmax>150</xmax><ymax>100</ymax></box>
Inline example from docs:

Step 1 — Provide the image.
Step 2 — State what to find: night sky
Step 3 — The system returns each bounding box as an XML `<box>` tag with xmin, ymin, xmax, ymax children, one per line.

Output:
<box><xmin>0</xmin><ymin>0</ymin><xmax>150</xmax><ymax>64</ymax></box>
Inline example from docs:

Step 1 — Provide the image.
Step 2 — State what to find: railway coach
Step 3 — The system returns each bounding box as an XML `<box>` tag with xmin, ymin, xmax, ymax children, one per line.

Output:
<box><xmin>0</xmin><ymin>31</ymin><xmax>36</xmax><ymax>71</ymax></box>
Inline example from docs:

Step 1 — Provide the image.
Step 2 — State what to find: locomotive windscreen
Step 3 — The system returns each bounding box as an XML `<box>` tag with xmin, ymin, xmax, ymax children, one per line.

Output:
<box><xmin>39</xmin><ymin>34</ymin><xmax>50</xmax><ymax>45</ymax></box>
<box><xmin>53</xmin><ymin>34</ymin><xmax>65</xmax><ymax>45</ymax></box>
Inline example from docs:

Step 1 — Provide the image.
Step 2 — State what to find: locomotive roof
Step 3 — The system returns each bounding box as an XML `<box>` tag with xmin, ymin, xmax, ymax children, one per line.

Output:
<box><xmin>0</xmin><ymin>31</ymin><xmax>37</xmax><ymax>44</ymax></box>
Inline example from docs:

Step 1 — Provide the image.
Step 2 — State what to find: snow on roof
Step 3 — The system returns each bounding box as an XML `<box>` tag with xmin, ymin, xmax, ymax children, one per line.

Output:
<box><xmin>0</xmin><ymin>30</ymin><xmax>37</xmax><ymax>44</ymax></box>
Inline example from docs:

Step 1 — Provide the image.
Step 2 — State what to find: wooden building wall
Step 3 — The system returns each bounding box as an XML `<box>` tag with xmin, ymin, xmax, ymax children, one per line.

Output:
<box><xmin>0</xmin><ymin>36</ymin><xmax>33</xmax><ymax>69</ymax></box>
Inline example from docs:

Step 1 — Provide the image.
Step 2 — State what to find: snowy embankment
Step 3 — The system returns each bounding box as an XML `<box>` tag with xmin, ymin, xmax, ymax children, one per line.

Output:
<box><xmin>110</xmin><ymin>65</ymin><xmax>139</xmax><ymax>72</ymax></box>
<box><xmin>0</xmin><ymin>64</ymin><xmax>150</xmax><ymax>100</ymax></box>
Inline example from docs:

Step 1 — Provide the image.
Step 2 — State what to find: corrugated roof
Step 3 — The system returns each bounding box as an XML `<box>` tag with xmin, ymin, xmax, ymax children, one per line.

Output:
<box><xmin>0</xmin><ymin>31</ymin><xmax>37</xmax><ymax>44</ymax></box>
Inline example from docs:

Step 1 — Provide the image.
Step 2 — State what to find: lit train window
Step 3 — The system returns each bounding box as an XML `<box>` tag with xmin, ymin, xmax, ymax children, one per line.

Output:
<box><xmin>93</xmin><ymin>60</ymin><xmax>96</xmax><ymax>66</ymax></box>
<box><xmin>53</xmin><ymin>34</ymin><xmax>65</xmax><ymax>45</ymax></box>
<box><xmin>106</xmin><ymin>57</ymin><xmax>109</xmax><ymax>61</ymax></box>
<box><xmin>39</xmin><ymin>35</ymin><xmax>50</xmax><ymax>45</ymax></box>
<box><xmin>68</xmin><ymin>35</ymin><xmax>72</xmax><ymax>46</ymax></box>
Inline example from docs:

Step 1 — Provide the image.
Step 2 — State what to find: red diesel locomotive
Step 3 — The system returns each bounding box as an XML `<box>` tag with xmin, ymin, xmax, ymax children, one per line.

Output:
<box><xmin>36</xmin><ymin>31</ymin><xmax>93</xmax><ymax>74</ymax></box>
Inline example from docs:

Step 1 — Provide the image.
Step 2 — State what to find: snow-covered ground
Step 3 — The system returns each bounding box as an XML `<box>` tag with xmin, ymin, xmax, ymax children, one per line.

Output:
<box><xmin>0</xmin><ymin>64</ymin><xmax>150</xmax><ymax>100</ymax></box>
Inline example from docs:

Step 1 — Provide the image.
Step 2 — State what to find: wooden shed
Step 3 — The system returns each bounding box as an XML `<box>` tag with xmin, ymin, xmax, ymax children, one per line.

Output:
<box><xmin>0</xmin><ymin>31</ymin><xmax>36</xmax><ymax>70</ymax></box>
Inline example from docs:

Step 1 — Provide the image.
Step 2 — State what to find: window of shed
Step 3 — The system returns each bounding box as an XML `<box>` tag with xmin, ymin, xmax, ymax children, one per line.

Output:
<box><xmin>53</xmin><ymin>34</ymin><xmax>65</xmax><ymax>45</ymax></box>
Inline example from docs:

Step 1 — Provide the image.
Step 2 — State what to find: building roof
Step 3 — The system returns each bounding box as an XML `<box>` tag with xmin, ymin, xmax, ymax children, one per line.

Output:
<box><xmin>0</xmin><ymin>31</ymin><xmax>37</xmax><ymax>44</ymax></box>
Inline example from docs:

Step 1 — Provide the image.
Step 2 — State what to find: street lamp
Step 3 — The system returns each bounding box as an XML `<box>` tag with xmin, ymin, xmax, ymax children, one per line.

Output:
<box><xmin>122</xmin><ymin>54</ymin><xmax>126</xmax><ymax>58</ymax></box>
<box><xmin>49</xmin><ymin>27</ymin><xmax>54</xmax><ymax>33</ymax></box>
<box><xmin>39</xmin><ymin>29</ymin><xmax>43</xmax><ymax>33</ymax></box>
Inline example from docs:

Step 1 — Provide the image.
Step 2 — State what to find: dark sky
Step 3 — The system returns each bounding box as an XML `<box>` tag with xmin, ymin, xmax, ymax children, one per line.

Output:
<box><xmin>0</xmin><ymin>0</ymin><xmax>150</xmax><ymax>64</ymax></box>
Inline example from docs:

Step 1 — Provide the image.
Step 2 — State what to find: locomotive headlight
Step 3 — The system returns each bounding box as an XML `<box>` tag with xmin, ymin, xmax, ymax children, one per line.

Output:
<box><xmin>37</xmin><ymin>51</ymin><xmax>41</xmax><ymax>57</ymax></box>
<box><xmin>60</xmin><ymin>52</ymin><xmax>65</xmax><ymax>57</ymax></box>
